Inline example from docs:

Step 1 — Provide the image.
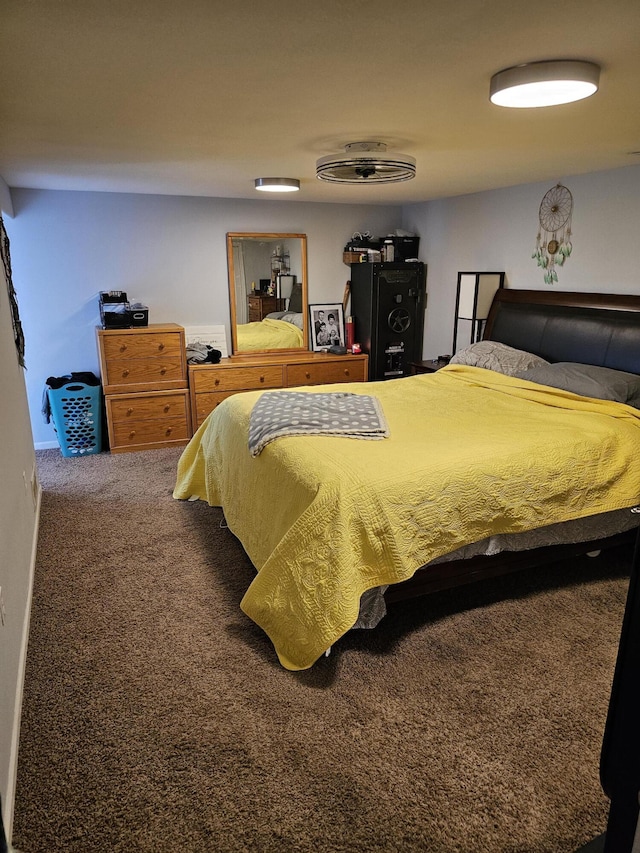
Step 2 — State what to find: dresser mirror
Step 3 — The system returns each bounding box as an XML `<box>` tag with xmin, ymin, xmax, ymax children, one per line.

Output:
<box><xmin>227</xmin><ymin>232</ymin><xmax>309</xmax><ymax>355</ymax></box>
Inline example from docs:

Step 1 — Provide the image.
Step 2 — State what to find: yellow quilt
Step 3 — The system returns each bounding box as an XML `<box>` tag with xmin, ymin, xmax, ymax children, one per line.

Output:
<box><xmin>236</xmin><ymin>317</ymin><xmax>304</xmax><ymax>351</ymax></box>
<box><xmin>174</xmin><ymin>364</ymin><xmax>640</xmax><ymax>670</ymax></box>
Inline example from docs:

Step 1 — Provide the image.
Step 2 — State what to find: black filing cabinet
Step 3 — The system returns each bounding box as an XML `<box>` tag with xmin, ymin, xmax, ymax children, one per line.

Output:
<box><xmin>349</xmin><ymin>262</ymin><xmax>426</xmax><ymax>381</ymax></box>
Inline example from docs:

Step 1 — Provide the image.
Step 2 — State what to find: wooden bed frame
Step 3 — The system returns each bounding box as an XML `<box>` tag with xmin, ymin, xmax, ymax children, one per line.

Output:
<box><xmin>386</xmin><ymin>288</ymin><xmax>640</xmax><ymax>604</ymax></box>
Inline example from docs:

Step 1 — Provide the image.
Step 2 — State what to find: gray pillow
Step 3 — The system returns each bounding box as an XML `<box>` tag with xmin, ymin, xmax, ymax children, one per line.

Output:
<box><xmin>449</xmin><ymin>341</ymin><xmax>550</xmax><ymax>376</ymax></box>
<box><xmin>516</xmin><ymin>362</ymin><xmax>640</xmax><ymax>408</ymax></box>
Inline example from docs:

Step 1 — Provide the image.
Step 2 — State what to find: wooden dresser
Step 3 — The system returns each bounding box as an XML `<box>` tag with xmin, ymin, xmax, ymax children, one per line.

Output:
<box><xmin>247</xmin><ymin>294</ymin><xmax>285</xmax><ymax>322</ymax></box>
<box><xmin>96</xmin><ymin>323</ymin><xmax>192</xmax><ymax>453</ymax></box>
<box><xmin>189</xmin><ymin>351</ymin><xmax>369</xmax><ymax>430</ymax></box>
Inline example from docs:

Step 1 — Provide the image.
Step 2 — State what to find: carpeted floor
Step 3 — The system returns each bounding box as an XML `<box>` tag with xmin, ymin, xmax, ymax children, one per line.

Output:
<box><xmin>12</xmin><ymin>447</ymin><xmax>631</xmax><ymax>852</ymax></box>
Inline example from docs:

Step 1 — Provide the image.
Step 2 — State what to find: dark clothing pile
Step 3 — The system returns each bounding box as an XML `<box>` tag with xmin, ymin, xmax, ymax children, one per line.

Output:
<box><xmin>42</xmin><ymin>372</ymin><xmax>100</xmax><ymax>423</ymax></box>
<box><xmin>186</xmin><ymin>343</ymin><xmax>222</xmax><ymax>365</ymax></box>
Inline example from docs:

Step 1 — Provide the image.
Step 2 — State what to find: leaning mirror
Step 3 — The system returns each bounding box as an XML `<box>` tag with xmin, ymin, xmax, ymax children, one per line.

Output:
<box><xmin>227</xmin><ymin>232</ymin><xmax>309</xmax><ymax>355</ymax></box>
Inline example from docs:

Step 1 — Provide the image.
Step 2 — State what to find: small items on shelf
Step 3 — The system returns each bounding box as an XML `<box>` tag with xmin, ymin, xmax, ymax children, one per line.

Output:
<box><xmin>99</xmin><ymin>291</ymin><xmax>149</xmax><ymax>329</ymax></box>
<box><xmin>99</xmin><ymin>291</ymin><xmax>130</xmax><ymax>329</ymax></box>
<box><xmin>271</xmin><ymin>246</ymin><xmax>290</xmax><ymax>291</ymax></box>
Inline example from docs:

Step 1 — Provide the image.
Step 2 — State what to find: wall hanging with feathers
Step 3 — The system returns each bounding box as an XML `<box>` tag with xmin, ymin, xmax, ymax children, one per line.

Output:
<box><xmin>1</xmin><ymin>215</ymin><xmax>25</xmax><ymax>366</ymax></box>
<box><xmin>532</xmin><ymin>183</ymin><xmax>573</xmax><ymax>284</ymax></box>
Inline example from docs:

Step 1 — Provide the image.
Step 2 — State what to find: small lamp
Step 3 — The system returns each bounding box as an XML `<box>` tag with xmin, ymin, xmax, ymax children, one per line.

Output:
<box><xmin>453</xmin><ymin>272</ymin><xmax>505</xmax><ymax>353</ymax></box>
<box><xmin>277</xmin><ymin>273</ymin><xmax>295</xmax><ymax>304</ymax></box>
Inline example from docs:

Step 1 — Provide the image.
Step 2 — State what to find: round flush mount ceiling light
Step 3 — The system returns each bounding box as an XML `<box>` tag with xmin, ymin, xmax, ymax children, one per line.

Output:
<box><xmin>490</xmin><ymin>60</ymin><xmax>600</xmax><ymax>108</ymax></box>
<box><xmin>316</xmin><ymin>142</ymin><xmax>416</xmax><ymax>184</ymax></box>
<box><xmin>254</xmin><ymin>177</ymin><xmax>300</xmax><ymax>192</ymax></box>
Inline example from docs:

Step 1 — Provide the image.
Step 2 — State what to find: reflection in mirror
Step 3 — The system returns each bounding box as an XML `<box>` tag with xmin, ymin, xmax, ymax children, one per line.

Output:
<box><xmin>227</xmin><ymin>232</ymin><xmax>309</xmax><ymax>355</ymax></box>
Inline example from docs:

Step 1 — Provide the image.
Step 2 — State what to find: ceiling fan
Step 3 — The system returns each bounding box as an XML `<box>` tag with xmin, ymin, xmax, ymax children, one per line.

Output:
<box><xmin>316</xmin><ymin>142</ymin><xmax>416</xmax><ymax>184</ymax></box>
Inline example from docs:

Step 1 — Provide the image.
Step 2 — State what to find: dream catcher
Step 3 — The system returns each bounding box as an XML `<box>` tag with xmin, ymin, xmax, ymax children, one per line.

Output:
<box><xmin>1</xmin><ymin>215</ymin><xmax>25</xmax><ymax>366</ymax></box>
<box><xmin>532</xmin><ymin>183</ymin><xmax>573</xmax><ymax>284</ymax></box>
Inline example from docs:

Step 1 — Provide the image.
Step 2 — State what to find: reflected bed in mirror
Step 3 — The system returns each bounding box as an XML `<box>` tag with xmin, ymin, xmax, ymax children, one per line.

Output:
<box><xmin>227</xmin><ymin>232</ymin><xmax>309</xmax><ymax>355</ymax></box>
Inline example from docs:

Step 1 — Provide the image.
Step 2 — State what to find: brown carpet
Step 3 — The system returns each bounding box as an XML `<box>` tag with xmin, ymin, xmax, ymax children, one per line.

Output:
<box><xmin>12</xmin><ymin>447</ymin><xmax>631</xmax><ymax>852</ymax></box>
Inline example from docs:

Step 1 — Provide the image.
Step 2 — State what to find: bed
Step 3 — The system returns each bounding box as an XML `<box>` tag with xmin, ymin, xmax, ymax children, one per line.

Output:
<box><xmin>236</xmin><ymin>312</ymin><xmax>305</xmax><ymax>351</ymax></box>
<box><xmin>174</xmin><ymin>290</ymin><xmax>640</xmax><ymax>670</ymax></box>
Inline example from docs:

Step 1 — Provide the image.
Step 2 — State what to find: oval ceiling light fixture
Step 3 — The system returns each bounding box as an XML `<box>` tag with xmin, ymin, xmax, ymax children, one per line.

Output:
<box><xmin>490</xmin><ymin>60</ymin><xmax>600</xmax><ymax>108</ymax></box>
<box><xmin>316</xmin><ymin>142</ymin><xmax>416</xmax><ymax>184</ymax></box>
<box><xmin>254</xmin><ymin>178</ymin><xmax>300</xmax><ymax>192</ymax></box>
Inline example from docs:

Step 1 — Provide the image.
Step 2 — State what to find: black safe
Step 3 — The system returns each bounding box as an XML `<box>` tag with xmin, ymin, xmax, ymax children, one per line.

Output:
<box><xmin>349</xmin><ymin>262</ymin><xmax>426</xmax><ymax>381</ymax></box>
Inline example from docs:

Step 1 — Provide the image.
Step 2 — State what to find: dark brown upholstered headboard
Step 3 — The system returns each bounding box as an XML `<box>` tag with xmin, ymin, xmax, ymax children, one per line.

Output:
<box><xmin>483</xmin><ymin>290</ymin><xmax>640</xmax><ymax>375</ymax></box>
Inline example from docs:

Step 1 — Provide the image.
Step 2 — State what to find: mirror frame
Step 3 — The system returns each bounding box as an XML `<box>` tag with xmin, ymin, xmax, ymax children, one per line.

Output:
<box><xmin>227</xmin><ymin>232</ymin><xmax>309</xmax><ymax>356</ymax></box>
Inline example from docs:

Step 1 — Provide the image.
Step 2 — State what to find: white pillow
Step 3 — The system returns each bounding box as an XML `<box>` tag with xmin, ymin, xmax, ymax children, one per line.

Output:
<box><xmin>450</xmin><ymin>341</ymin><xmax>549</xmax><ymax>376</ymax></box>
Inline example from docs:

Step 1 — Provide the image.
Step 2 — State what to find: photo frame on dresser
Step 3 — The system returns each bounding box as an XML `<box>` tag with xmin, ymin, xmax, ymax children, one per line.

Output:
<box><xmin>309</xmin><ymin>303</ymin><xmax>345</xmax><ymax>351</ymax></box>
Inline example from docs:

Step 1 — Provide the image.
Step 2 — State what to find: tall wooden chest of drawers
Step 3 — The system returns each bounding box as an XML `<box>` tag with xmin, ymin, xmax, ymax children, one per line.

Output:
<box><xmin>96</xmin><ymin>323</ymin><xmax>192</xmax><ymax>453</ymax></box>
<box><xmin>247</xmin><ymin>295</ymin><xmax>285</xmax><ymax>322</ymax></box>
<box><xmin>189</xmin><ymin>351</ymin><xmax>369</xmax><ymax>430</ymax></box>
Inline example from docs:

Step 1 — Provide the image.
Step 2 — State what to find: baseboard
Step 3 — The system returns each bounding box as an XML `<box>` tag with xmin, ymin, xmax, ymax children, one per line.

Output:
<box><xmin>34</xmin><ymin>441</ymin><xmax>58</xmax><ymax>450</ymax></box>
<box><xmin>5</xmin><ymin>481</ymin><xmax>41</xmax><ymax>845</ymax></box>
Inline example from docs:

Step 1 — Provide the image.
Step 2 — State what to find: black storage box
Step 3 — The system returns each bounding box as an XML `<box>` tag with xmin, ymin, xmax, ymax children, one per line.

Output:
<box><xmin>392</xmin><ymin>236</ymin><xmax>420</xmax><ymax>261</ymax></box>
<box><xmin>129</xmin><ymin>304</ymin><xmax>149</xmax><ymax>326</ymax></box>
<box><xmin>344</xmin><ymin>238</ymin><xmax>383</xmax><ymax>252</ymax></box>
<box><xmin>99</xmin><ymin>291</ymin><xmax>130</xmax><ymax>329</ymax></box>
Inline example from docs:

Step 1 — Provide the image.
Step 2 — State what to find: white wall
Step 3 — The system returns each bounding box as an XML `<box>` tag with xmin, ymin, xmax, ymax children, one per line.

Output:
<box><xmin>5</xmin><ymin>190</ymin><xmax>401</xmax><ymax>447</ymax></box>
<box><xmin>7</xmin><ymin>167</ymin><xmax>640</xmax><ymax>445</ymax></box>
<box><xmin>403</xmin><ymin>164</ymin><xmax>640</xmax><ymax>359</ymax></box>
<box><xmin>0</xmin><ymin>175</ymin><xmax>13</xmax><ymax>217</ymax></box>
<box><xmin>0</xmin><ymin>234</ymin><xmax>39</xmax><ymax>841</ymax></box>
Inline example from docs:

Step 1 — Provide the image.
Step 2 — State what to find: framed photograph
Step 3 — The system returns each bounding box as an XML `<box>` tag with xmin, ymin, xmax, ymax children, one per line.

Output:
<box><xmin>309</xmin><ymin>303</ymin><xmax>345</xmax><ymax>352</ymax></box>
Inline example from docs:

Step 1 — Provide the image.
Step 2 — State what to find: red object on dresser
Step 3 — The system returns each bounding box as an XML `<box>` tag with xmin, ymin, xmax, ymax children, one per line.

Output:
<box><xmin>346</xmin><ymin>316</ymin><xmax>355</xmax><ymax>350</ymax></box>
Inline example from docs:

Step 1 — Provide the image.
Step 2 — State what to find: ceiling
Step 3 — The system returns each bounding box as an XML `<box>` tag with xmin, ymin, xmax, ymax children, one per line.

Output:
<box><xmin>2</xmin><ymin>0</ymin><xmax>640</xmax><ymax>205</ymax></box>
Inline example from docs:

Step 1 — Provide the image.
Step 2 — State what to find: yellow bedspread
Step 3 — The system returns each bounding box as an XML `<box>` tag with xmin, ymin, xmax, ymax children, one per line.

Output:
<box><xmin>236</xmin><ymin>317</ymin><xmax>304</xmax><ymax>351</ymax></box>
<box><xmin>174</xmin><ymin>364</ymin><xmax>640</xmax><ymax>670</ymax></box>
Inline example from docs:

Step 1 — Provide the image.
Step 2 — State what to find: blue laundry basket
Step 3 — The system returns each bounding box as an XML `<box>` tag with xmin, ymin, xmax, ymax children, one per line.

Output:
<box><xmin>48</xmin><ymin>381</ymin><xmax>103</xmax><ymax>457</ymax></box>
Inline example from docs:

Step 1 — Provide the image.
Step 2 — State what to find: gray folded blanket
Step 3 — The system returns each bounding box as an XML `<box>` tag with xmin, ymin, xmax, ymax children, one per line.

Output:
<box><xmin>248</xmin><ymin>390</ymin><xmax>389</xmax><ymax>456</ymax></box>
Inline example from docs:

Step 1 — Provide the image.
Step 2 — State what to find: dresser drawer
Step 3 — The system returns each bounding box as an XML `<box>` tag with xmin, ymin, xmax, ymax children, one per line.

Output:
<box><xmin>103</xmin><ymin>357</ymin><xmax>186</xmax><ymax>389</ymax></box>
<box><xmin>192</xmin><ymin>364</ymin><xmax>284</xmax><ymax>393</ymax></box>
<box><xmin>108</xmin><ymin>391</ymin><xmax>189</xmax><ymax>422</ymax></box>
<box><xmin>194</xmin><ymin>391</ymin><xmax>238</xmax><ymax>428</ymax></box>
<box><xmin>111</xmin><ymin>416</ymin><xmax>190</xmax><ymax>449</ymax></box>
<box><xmin>286</xmin><ymin>358</ymin><xmax>366</xmax><ymax>386</ymax></box>
<box><xmin>101</xmin><ymin>331</ymin><xmax>183</xmax><ymax>362</ymax></box>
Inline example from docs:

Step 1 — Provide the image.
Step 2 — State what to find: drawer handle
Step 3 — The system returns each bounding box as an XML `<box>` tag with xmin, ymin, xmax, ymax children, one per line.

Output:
<box><xmin>214</xmin><ymin>378</ymin><xmax>220</xmax><ymax>386</ymax></box>
<box><xmin>160</xmin><ymin>367</ymin><xmax>167</xmax><ymax>375</ymax></box>
<box><xmin>165</xmin><ymin>427</ymin><xmax>173</xmax><ymax>436</ymax></box>
<box><xmin>122</xmin><ymin>369</ymin><xmax>130</xmax><ymax>377</ymax></box>
<box><xmin>344</xmin><ymin>369</ymin><xmax>350</xmax><ymax>376</ymax></box>
<box><xmin>119</xmin><ymin>344</ymin><xmax>127</xmax><ymax>353</ymax></box>
<box><xmin>128</xmin><ymin>430</ymin><xmax>136</xmax><ymax>439</ymax></box>
<box><xmin>163</xmin><ymin>404</ymin><xmax>170</xmax><ymax>413</ymax></box>
<box><xmin>305</xmin><ymin>371</ymin><xmax>311</xmax><ymax>379</ymax></box>
<box><xmin>158</xmin><ymin>343</ymin><xmax>165</xmax><ymax>351</ymax></box>
<box><xmin>126</xmin><ymin>407</ymin><xmax>134</xmax><ymax>416</ymax></box>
